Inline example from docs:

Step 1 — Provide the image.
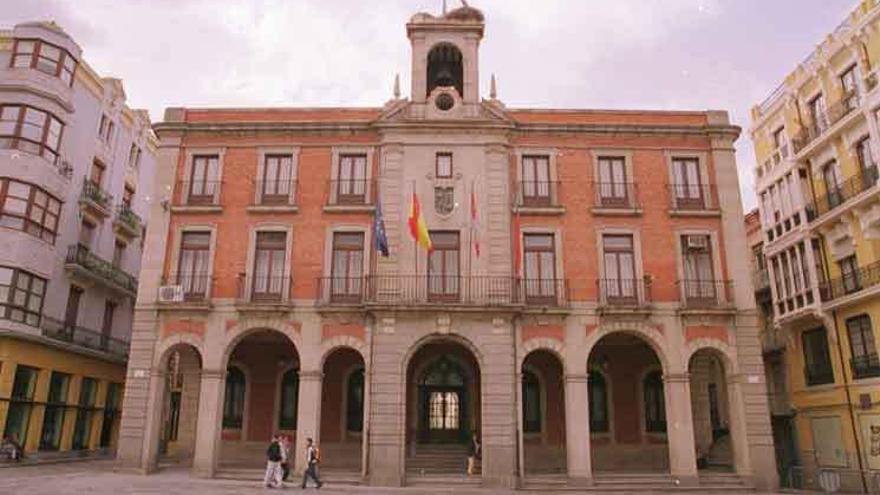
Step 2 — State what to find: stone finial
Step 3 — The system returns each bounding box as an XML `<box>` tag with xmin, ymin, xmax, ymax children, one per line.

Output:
<box><xmin>393</xmin><ymin>73</ymin><xmax>401</xmax><ymax>99</ymax></box>
<box><xmin>490</xmin><ymin>73</ymin><xmax>497</xmax><ymax>99</ymax></box>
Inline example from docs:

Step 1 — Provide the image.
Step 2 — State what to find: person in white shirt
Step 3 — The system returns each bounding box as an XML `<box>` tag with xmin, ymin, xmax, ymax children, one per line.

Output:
<box><xmin>301</xmin><ymin>437</ymin><xmax>323</xmax><ymax>489</ymax></box>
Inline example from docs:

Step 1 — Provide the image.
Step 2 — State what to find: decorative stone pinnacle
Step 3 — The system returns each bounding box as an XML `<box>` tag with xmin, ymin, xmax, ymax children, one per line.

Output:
<box><xmin>490</xmin><ymin>73</ymin><xmax>497</xmax><ymax>99</ymax></box>
<box><xmin>393</xmin><ymin>73</ymin><xmax>401</xmax><ymax>99</ymax></box>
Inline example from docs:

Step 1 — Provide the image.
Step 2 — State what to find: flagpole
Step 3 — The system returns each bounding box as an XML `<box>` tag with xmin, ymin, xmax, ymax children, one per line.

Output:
<box><xmin>412</xmin><ymin>180</ymin><xmax>418</xmax><ymax>280</ymax></box>
<box><xmin>467</xmin><ymin>179</ymin><xmax>473</xmax><ymax>301</ymax></box>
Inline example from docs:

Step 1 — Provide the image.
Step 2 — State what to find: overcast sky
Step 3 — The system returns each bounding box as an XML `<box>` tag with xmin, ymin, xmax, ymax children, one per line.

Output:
<box><xmin>2</xmin><ymin>0</ymin><xmax>857</xmax><ymax>210</ymax></box>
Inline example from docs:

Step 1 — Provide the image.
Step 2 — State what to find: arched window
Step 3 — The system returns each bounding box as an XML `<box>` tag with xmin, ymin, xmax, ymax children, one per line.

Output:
<box><xmin>346</xmin><ymin>368</ymin><xmax>364</xmax><ymax>433</ymax></box>
<box><xmin>427</xmin><ymin>43</ymin><xmax>464</xmax><ymax>97</ymax></box>
<box><xmin>223</xmin><ymin>366</ymin><xmax>245</xmax><ymax>428</ymax></box>
<box><xmin>588</xmin><ymin>371</ymin><xmax>609</xmax><ymax>433</ymax></box>
<box><xmin>278</xmin><ymin>368</ymin><xmax>299</xmax><ymax>430</ymax></box>
<box><xmin>522</xmin><ymin>369</ymin><xmax>541</xmax><ymax>433</ymax></box>
<box><xmin>643</xmin><ymin>371</ymin><xmax>666</xmax><ymax>433</ymax></box>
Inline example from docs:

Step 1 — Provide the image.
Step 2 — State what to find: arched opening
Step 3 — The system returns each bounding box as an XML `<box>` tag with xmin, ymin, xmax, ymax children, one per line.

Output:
<box><xmin>688</xmin><ymin>348</ymin><xmax>735</xmax><ymax>472</ymax></box>
<box><xmin>319</xmin><ymin>347</ymin><xmax>366</xmax><ymax>475</ymax></box>
<box><xmin>219</xmin><ymin>329</ymin><xmax>299</xmax><ymax>469</ymax></box>
<box><xmin>427</xmin><ymin>43</ymin><xmax>463</xmax><ymax>98</ymax></box>
<box><xmin>521</xmin><ymin>350</ymin><xmax>566</xmax><ymax>475</ymax></box>
<box><xmin>405</xmin><ymin>338</ymin><xmax>481</xmax><ymax>478</ymax></box>
<box><xmin>157</xmin><ymin>343</ymin><xmax>202</xmax><ymax>466</ymax></box>
<box><xmin>588</xmin><ymin>332</ymin><xmax>669</xmax><ymax>473</ymax></box>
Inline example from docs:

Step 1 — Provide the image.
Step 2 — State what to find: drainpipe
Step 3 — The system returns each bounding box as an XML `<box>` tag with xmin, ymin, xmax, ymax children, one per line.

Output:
<box><xmin>829</xmin><ymin>309</ymin><xmax>868</xmax><ymax>493</ymax></box>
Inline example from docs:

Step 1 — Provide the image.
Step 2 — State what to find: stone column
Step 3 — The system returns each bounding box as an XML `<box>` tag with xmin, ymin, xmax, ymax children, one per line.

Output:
<box><xmin>564</xmin><ymin>373</ymin><xmax>592</xmax><ymax>484</ymax></box>
<box><xmin>0</xmin><ymin>362</ymin><xmax>14</xmax><ymax>433</ymax></box>
<box><xmin>24</xmin><ymin>368</ymin><xmax>52</xmax><ymax>453</ymax></box>
<box><xmin>664</xmin><ymin>373</ymin><xmax>698</xmax><ymax>486</ymax></box>
<box><xmin>139</xmin><ymin>368</ymin><xmax>167</xmax><ymax>473</ymax></box>
<box><xmin>726</xmin><ymin>374</ymin><xmax>753</xmax><ymax>478</ymax></box>
<box><xmin>294</xmin><ymin>370</ymin><xmax>323</xmax><ymax>475</ymax></box>
<box><xmin>192</xmin><ymin>369</ymin><xmax>224</xmax><ymax>478</ymax></box>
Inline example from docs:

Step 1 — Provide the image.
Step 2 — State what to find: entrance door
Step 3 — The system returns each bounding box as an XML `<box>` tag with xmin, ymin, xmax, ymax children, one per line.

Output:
<box><xmin>63</xmin><ymin>286</ymin><xmax>83</xmax><ymax>337</ymax></box>
<box><xmin>417</xmin><ymin>357</ymin><xmax>467</xmax><ymax>444</ymax></box>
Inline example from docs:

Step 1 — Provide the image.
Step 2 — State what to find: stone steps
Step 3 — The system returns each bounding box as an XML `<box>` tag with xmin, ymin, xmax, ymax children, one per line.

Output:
<box><xmin>520</xmin><ymin>472</ymin><xmax>755</xmax><ymax>492</ymax></box>
<box><xmin>215</xmin><ymin>467</ymin><xmax>362</xmax><ymax>485</ymax></box>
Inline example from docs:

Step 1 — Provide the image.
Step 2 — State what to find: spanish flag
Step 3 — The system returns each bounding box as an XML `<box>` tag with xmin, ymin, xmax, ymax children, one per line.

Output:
<box><xmin>408</xmin><ymin>191</ymin><xmax>432</xmax><ymax>252</ymax></box>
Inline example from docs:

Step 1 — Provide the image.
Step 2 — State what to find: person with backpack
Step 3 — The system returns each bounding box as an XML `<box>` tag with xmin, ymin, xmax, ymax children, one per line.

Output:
<box><xmin>301</xmin><ymin>437</ymin><xmax>323</xmax><ymax>489</ymax></box>
<box><xmin>264</xmin><ymin>434</ymin><xmax>284</xmax><ymax>488</ymax></box>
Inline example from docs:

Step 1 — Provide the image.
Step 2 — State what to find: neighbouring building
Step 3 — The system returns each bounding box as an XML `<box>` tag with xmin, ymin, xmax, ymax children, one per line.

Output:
<box><xmin>749</xmin><ymin>0</ymin><xmax>880</xmax><ymax>491</ymax></box>
<box><xmin>0</xmin><ymin>22</ymin><xmax>157</xmax><ymax>458</ymax></box>
<box><xmin>116</xmin><ymin>4</ymin><xmax>777</xmax><ymax>490</ymax></box>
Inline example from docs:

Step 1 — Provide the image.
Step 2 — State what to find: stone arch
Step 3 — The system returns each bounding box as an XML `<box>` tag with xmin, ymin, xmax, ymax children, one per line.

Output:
<box><xmin>586</xmin><ymin>322</ymin><xmax>673</xmax><ymax>374</ymax></box>
<box><xmin>220</xmin><ymin>321</ymin><xmax>302</xmax><ymax>368</ymax></box>
<box><xmin>519</xmin><ymin>337</ymin><xmax>565</xmax><ymax>372</ymax></box>
<box><xmin>427</xmin><ymin>42</ymin><xmax>464</xmax><ymax>97</ymax></box>
<box><xmin>320</xmin><ymin>335</ymin><xmax>367</xmax><ymax>369</ymax></box>
<box><xmin>684</xmin><ymin>338</ymin><xmax>737</xmax><ymax>376</ymax></box>
<box><xmin>401</xmin><ymin>332</ymin><xmax>485</xmax><ymax>376</ymax></box>
<box><xmin>154</xmin><ymin>332</ymin><xmax>205</xmax><ymax>368</ymax></box>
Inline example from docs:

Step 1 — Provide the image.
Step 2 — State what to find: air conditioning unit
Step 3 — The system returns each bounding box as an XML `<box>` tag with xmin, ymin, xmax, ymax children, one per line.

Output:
<box><xmin>158</xmin><ymin>285</ymin><xmax>184</xmax><ymax>303</ymax></box>
<box><xmin>686</xmin><ymin>235</ymin><xmax>709</xmax><ymax>250</ymax></box>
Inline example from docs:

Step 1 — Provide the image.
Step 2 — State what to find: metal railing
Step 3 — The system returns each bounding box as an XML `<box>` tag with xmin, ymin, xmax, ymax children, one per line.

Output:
<box><xmin>592</xmin><ymin>182</ymin><xmax>639</xmax><ymax>209</ymax></box>
<box><xmin>667</xmin><ymin>183</ymin><xmax>718</xmax><ymax>211</ymax></box>
<box><xmin>792</xmin><ymin>92</ymin><xmax>860</xmax><ymax>153</ymax></box>
<box><xmin>804</xmin><ymin>362</ymin><xmax>835</xmax><ymax>386</ymax></box>
<box><xmin>316</xmin><ymin>275</ymin><xmax>570</xmax><ymax>307</ymax></box>
<box><xmin>238</xmin><ymin>274</ymin><xmax>290</xmax><ymax>303</ymax></box>
<box><xmin>255</xmin><ymin>179</ymin><xmax>297</xmax><ymax>206</ymax></box>
<box><xmin>851</xmin><ymin>353</ymin><xmax>880</xmax><ymax>380</ymax></box>
<box><xmin>81</xmin><ymin>179</ymin><xmax>113</xmax><ymax>211</ymax></box>
<box><xmin>677</xmin><ymin>279</ymin><xmax>733</xmax><ymax>309</ymax></box>
<box><xmin>760</xmin><ymin>326</ymin><xmax>786</xmax><ymax>354</ymax></box>
<box><xmin>752</xmin><ymin>268</ymin><xmax>770</xmax><ymax>292</ymax></box>
<box><xmin>327</xmin><ymin>178</ymin><xmax>374</xmax><ymax>206</ymax></box>
<box><xmin>811</xmin><ymin>165</ymin><xmax>879</xmax><ymax>218</ymax></box>
<box><xmin>515</xmin><ymin>180</ymin><xmax>561</xmax><ymax>208</ymax></box>
<box><xmin>597</xmin><ymin>277</ymin><xmax>651</xmax><ymax>306</ymax></box>
<box><xmin>40</xmin><ymin>316</ymin><xmax>129</xmax><ymax>358</ymax></box>
<box><xmin>162</xmin><ymin>272</ymin><xmax>212</xmax><ymax>302</ymax></box>
<box><xmin>65</xmin><ymin>244</ymin><xmax>138</xmax><ymax>295</ymax></box>
<box><xmin>114</xmin><ymin>204</ymin><xmax>142</xmax><ymax>232</ymax></box>
<box><xmin>819</xmin><ymin>259</ymin><xmax>880</xmax><ymax>302</ymax></box>
<box><xmin>175</xmin><ymin>180</ymin><xmax>222</xmax><ymax>206</ymax></box>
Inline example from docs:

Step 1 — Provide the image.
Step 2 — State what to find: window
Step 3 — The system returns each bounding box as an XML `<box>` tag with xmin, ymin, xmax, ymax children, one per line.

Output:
<box><xmin>188</xmin><ymin>155</ymin><xmax>219</xmax><ymax>204</ymax></box>
<box><xmin>223</xmin><ymin>366</ymin><xmax>245</xmax><ymax>428</ymax></box>
<box><xmin>11</xmin><ymin>39</ymin><xmax>77</xmax><ymax>85</ymax></box>
<box><xmin>64</xmin><ymin>285</ymin><xmax>82</xmax><ymax>330</ymax></box>
<box><xmin>643</xmin><ymin>371</ymin><xmax>666</xmax><ymax>433</ymax></box>
<box><xmin>597</xmin><ymin>156</ymin><xmax>628</xmax><ymax>206</ymax></box>
<box><xmin>99</xmin><ymin>383</ymin><xmax>121</xmax><ymax>448</ymax></box>
<box><xmin>97</xmin><ymin>114</ymin><xmax>114</xmax><ymax>143</ymax></box>
<box><xmin>79</xmin><ymin>220</ymin><xmax>95</xmax><ymax>248</ymax></box>
<box><xmin>72</xmin><ymin>377</ymin><xmax>97</xmax><ymax>450</ymax></box>
<box><xmin>346</xmin><ymin>368</ymin><xmax>365</xmax><ymax>433</ymax></box>
<box><xmin>589</xmin><ymin>371</ymin><xmax>609</xmax><ymax>433</ymax></box>
<box><xmin>278</xmin><ymin>368</ymin><xmax>299</xmax><ymax>430</ymax></box>
<box><xmin>855</xmin><ymin>137</ymin><xmax>878</xmax><ymax>188</ymax></box>
<box><xmin>772</xmin><ymin>127</ymin><xmax>786</xmax><ymax>152</ymax></box>
<box><xmin>839</xmin><ymin>255</ymin><xmax>861</xmax><ymax>294</ymax></box>
<box><xmin>89</xmin><ymin>159</ymin><xmax>105</xmax><ymax>186</ymax></box>
<box><xmin>101</xmin><ymin>301</ymin><xmax>116</xmax><ymax>344</ymax></box>
<box><xmin>522</xmin><ymin>369</ymin><xmax>541</xmax><ymax>433</ymax></box>
<box><xmin>260</xmin><ymin>154</ymin><xmax>294</xmax><ymax>204</ymax></box>
<box><xmin>40</xmin><ymin>372</ymin><xmax>70</xmax><ymax>451</ymax></box>
<box><xmin>112</xmin><ymin>241</ymin><xmax>125</xmax><ymax>268</ymax></box>
<box><xmin>122</xmin><ymin>185</ymin><xmax>135</xmax><ymax>208</ymax></box>
<box><xmin>823</xmin><ymin>160</ymin><xmax>842</xmax><ymax>208</ymax></box>
<box><xmin>681</xmin><ymin>235</ymin><xmax>716</xmax><ymax>304</ymax></box>
<box><xmin>0</xmin><ymin>178</ymin><xmax>62</xmax><ymax>243</ymax></box>
<box><xmin>0</xmin><ymin>266</ymin><xmax>46</xmax><ymax>326</ymax></box>
<box><xmin>0</xmin><ymin>105</ymin><xmax>64</xmax><ymax>163</ymax></box>
<box><xmin>846</xmin><ymin>315</ymin><xmax>879</xmax><ymax>379</ymax></box>
<box><xmin>128</xmin><ymin>144</ymin><xmax>141</xmax><ymax>170</ymax></box>
<box><xmin>810</xmin><ymin>94</ymin><xmax>828</xmax><ymax>132</ymax></box>
<box><xmin>177</xmin><ymin>232</ymin><xmax>211</xmax><ymax>299</ymax></box>
<box><xmin>521</xmin><ymin>155</ymin><xmax>551</xmax><ymax>206</ymax></box>
<box><xmin>602</xmin><ymin>234</ymin><xmax>637</xmax><ymax>303</ymax></box>
<box><xmin>252</xmin><ymin>232</ymin><xmax>287</xmax><ymax>300</ymax></box>
<box><xmin>523</xmin><ymin>233</ymin><xmax>557</xmax><ymax>302</ymax></box>
<box><xmin>330</xmin><ymin>232</ymin><xmax>364</xmax><ymax>302</ymax></box>
<box><xmin>336</xmin><ymin>154</ymin><xmax>367</xmax><ymax>204</ymax></box>
<box><xmin>802</xmin><ymin>327</ymin><xmax>834</xmax><ymax>386</ymax></box>
<box><xmin>428</xmin><ymin>391</ymin><xmax>460</xmax><ymax>431</ymax></box>
<box><xmin>840</xmin><ymin>65</ymin><xmax>859</xmax><ymax>110</ymax></box>
<box><xmin>3</xmin><ymin>365</ymin><xmax>39</xmax><ymax>445</ymax></box>
<box><xmin>428</xmin><ymin>231</ymin><xmax>460</xmax><ymax>300</ymax></box>
<box><xmin>436</xmin><ymin>152</ymin><xmax>453</xmax><ymax>178</ymax></box>
<box><xmin>671</xmin><ymin>157</ymin><xmax>704</xmax><ymax>209</ymax></box>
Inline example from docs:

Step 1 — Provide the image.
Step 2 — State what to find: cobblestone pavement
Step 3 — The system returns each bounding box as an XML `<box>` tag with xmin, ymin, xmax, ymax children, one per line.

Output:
<box><xmin>0</xmin><ymin>461</ymin><xmax>783</xmax><ymax>494</ymax></box>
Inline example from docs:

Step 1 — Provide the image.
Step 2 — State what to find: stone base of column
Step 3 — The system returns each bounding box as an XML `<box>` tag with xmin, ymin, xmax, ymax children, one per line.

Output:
<box><xmin>368</xmin><ymin>473</ymin><xmax>404</xmax><ymax>487</ymax></box>
<box><xmin>191</xmin><ymin>464</ymin><xmax>215</xmax><ymax>479</ymax></box>
<box><xmin>567</xmin><ymin>475</ymin><xmax>593</xmax><ymax>487</ymax></box>
<box><xmin>482</xmin><ymin>474</ymin><xmax>518</xmax><ymax>489</ymax></box>
<box><xmin>672</xmin><ymin>474</ymin><xmax>699</xmax><ymax>487</ymax></box>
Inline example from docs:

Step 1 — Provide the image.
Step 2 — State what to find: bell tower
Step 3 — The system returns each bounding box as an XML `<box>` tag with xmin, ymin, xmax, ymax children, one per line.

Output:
<box><xmin>406</xmin><ymin>3</ymin><xmax>485</xmax><ymax>113</ymax></box>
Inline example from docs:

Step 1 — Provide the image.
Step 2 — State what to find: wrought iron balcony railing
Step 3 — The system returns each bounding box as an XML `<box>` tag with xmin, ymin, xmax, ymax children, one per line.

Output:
<box><xmin>81</xmin><ymin>179</ymin><xmax>113</xmax><ymax>213</ymax></box>
<box><xmin>597</xmin><ymin>277</ymin><xmax>651</xmax><ymax>306</ymax></box>
<box><xmin>851</xmin><ymin>353</ymin><xmax>880</xmax><ymax>380</ymax></box>
<box><xmin>791</xmin><ymin>92</ymin><xmax>860</xmax><ymax>153</ymax></box>
<box><xmin>327</xmin><ymin>179</ymin><xmax>375</xmax><ymax>206</ymax></box>
<box><xmin>161</xmin><ymin>272</ymin><xmax>213</xmax><ymax>302</ymax></box>
<box><xmin>804</xmin><ymin>362</ymin><xmax>835</xmax><ymax>386</ymax></box>
<box><xmin>40</xmin><ymin>316</ymin><xmax>129</xmax><ymax>358</ymax></box>
<box><xmin>667</xmin><ymin>183</ymin><xmax>718</xmax><ymax>211</ymax></box>
<box><xmin>677</xmin><ymin>279</ymin><xmax>733</xmax><ymax>309</ymax></box>
<box><xmin>65</xmin><ymin>244</ymin><xmax>138</xmax><ymax>296</ymax></box>
<box><xmin>819</xmin><ymin>260</ymin><xmax>880</xmax><ymax>302</ymax></box>
<box><xmin>114</xmin><ymin>204</ymin><xmax>142</xmax><ymax>233</ymax></box>
<box><xmin>593</xmin><ymin>182</ymin><xmax>640</xmax><ymax>210</ymax></box>
<box><xmin>175</xmin><ymin>180</ymin><xmax>222</xmax><ymax>206</ymax></box>
<box><xmin>810</xmin><ymin>165</ymin><xmax>879</xmax><ymax>219</ymax></box>
<box><xmin>255</xmin><ymin>178</ymin><xmax>298</xmax><ymax>206</ymax></box>
<box><xmin>237</xmin><ymin>274</ymin><xmax>291</xmax><ymax>303</ymax></box>
<box><xmin>515</xmin><ymin>180</ymin><xmax>561</xmax><ymax>208</ymax></box>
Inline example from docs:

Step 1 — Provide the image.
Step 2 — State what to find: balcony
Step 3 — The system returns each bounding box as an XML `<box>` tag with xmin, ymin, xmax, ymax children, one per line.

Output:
<box><xmin>79</xmin><ymin>179</ymin><xmax>113</xmax><ymax>219</ymax></box>
<box><xmin>316</xmin><ymin>275</ymin><xmax>569</xmax><ymax>308</ymax></box>
<box><xmin>667</xmin><ymin>183</ymin><xmax>719</xmax><ymax>214</ymax></box>
<box><xmin>592</xmin><ymin>182</ymin><xmax>641</xmax><ymax>214</ymax></box>
<box><xmin>159</xmin><ymin>272</ymin><xmax>212</xmax><ymax>304</ymax></box>
<box><xmin>677</xmin><ymin>279</ymin><xmax>733</xmax><ymax>310</ymax></box>
<box><xmin>851</xmin><ymin>353</ymin><xmax>880</xmax><ymax>380</ymax></box>
<box><xmin>65</xmin><ymin>244</ymin><xmax>138</xmax><ymax>298</ymax></box>
<box><xmin>113</xmin><ymin>204</ymin><xmax>142</xmax><ymax>239</ymax></box>
<box><xmin>173</xmin><ymin>180</ymin><xmax>222</xmax><ymax>211</ymax></box>
<box><xmin>791</xmin><ymin>92</ymin><xmax>860</xmax><ymax>155</ymax></box>
<box><xmin>809</xmin><ymin>165</ymin><xmax>879</xmax><ymax>219</ymax></box>
<box><xmin>752</xmin><ymin>268</ymin><xmax>771</xmax><ymax>293</ymax></box>
<box><xmin>760</xmin><ymin>326</ymin><xmax>786</xmax><ymax>355</ymax></box>
<box><xmin>250</xmin><ymin>179</ymin><xmax>298</xmax><ymax>212</ymax></box>
<box><xmin>597</xmin><ymin>277</ymin><xmax>652</xmax><ymax>309</ymax></box>
<box><xmin>819</xmin><ymin>260</ymin><xmax>880</xmax><ymax>303</ymax></box>
<box><xmin>40</xmin><ymin>316</ymin><xmax>129</xmax><ymax>359</ymax></box>
<box><xmin>236</xmin><ymin>274</ymin><xmax>291</xmax><ymax>307</ymax></box>
<box><xmin>514</xmin><ymin>181</ymin><xmax>563</xmax><ymax>214</ymax></box>
<box><xmin>325</xmin><ymin>179</ymin><xmax>375</xmax><ymax>211</ymax></box>
<box><xmin>804</xmin><ymin>362</ymin><xmax>835</xmax><ymax>386</ymax></box>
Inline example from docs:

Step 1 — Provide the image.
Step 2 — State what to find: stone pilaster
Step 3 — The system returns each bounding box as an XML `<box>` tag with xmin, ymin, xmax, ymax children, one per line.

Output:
<box><xmin>564</xmin><ymin>373</ymin><xmax>592</xmax><ymax>484</ymax></box>
<box><xmin>294</xmin><ymin>370</ymin><xmax>323</xmax><ymax>474</ymax></box>
<box><xmin>664</xmin><ymin>373</ymin><xmax>698</xmax><ymax>486</ymax></box>
<box><xmin>192</xmin><ymin>369</ymin><xmax>224</xmax><ymax>478</ymax></box>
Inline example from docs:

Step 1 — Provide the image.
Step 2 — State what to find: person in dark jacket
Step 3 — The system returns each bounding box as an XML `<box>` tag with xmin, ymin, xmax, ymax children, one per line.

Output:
<box><xmin>264</xmin><ymin>434</ymin><xmax>283</xmax><ymax>488</ymax></box>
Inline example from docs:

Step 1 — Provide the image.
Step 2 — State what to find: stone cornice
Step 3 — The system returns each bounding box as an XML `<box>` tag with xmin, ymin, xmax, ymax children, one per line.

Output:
<box><xmin>0</xmin><ymin>83</ymin><xmax>74</xmax><ymax>113</ymax></box>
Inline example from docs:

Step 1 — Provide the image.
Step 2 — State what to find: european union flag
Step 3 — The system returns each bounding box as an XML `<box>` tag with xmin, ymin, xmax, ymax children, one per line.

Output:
<box><xmin>373</xmin><ymin>198</ymin><xmax>389</xmax><ymax>257</ymax></box>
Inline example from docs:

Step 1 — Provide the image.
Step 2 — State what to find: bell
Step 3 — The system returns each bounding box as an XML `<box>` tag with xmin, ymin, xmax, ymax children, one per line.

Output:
<box><xmin>435</xmin><ymin>67</ymin><xmax>455</xmax><ymax>88</ymax></box>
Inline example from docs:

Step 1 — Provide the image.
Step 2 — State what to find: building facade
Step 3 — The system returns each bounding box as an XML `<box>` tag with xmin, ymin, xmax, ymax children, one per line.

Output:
<box><xmin>749</xmin><ymin>0</ymin><xmax>880</xmax><ymax>491</ymax></box>
<box><xmin>0</xmin><ymin>22</ymin><xmax>157</xmax><ymax>457</ymax></box>
<box><xmin>117</xmin><ymin>5</ymin><xmax>776</xmax><ymax>490</ymax></box>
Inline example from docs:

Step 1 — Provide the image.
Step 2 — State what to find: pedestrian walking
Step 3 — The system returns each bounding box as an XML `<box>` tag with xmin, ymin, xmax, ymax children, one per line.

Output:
<box><xmin>280</xmin><ymin>434</ymin><xmax>292</xmax><ymax>481</ymax></box>
<box><xmin>0</xmin><ymin>433</ymin><xmax>22</xmax><ymax>461</ymax></box>
<box><xmin>467</xmin><ymin>431</ymin><xmax>480</xmax><ymax>476</ymax></box>
<box><xmin>263</xmin><ymin>434</ymin><xmax>284</xmax><ymax>488</ymax></box>
<box><xmin>301</xmin><ymin>437</ymin><xmax>323</xmax><ymax>489</ymax></box>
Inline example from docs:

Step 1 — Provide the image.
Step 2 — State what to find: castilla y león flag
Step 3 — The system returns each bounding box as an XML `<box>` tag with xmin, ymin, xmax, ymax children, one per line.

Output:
<box><xmin>408</xmin><ymin>191</ymin><xmax>432</xmax><ymax>252</ymax></box>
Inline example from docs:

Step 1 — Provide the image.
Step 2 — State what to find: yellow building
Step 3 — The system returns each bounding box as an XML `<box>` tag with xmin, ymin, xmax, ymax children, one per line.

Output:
<box><xmin>750</xmin><ymin>0</ymin><xmax>880</xmax><ymax>491</ymax></box>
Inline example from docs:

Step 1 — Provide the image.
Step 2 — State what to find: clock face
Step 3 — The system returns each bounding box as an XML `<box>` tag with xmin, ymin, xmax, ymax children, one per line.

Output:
<box><xmin>435</xmin><ymin>92</ymin><xmax>455</xmax><ymax>111</ymax></box>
